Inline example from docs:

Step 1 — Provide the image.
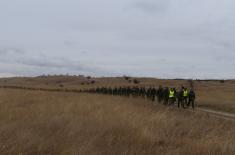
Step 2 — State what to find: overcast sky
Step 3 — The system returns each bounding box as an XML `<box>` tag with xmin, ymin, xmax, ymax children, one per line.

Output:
<box><xmin>0</xmin><ymin>0</ymin><xmax>235</xmax><ymax>78</ymax></box>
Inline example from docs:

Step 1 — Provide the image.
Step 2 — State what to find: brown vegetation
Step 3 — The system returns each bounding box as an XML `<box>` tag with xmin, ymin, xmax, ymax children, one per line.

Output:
<box><xmin>0</xmin><ymin>88</ymin><xmax>235</xmax><ymax>155</ymax></box>
<box><xmin>0</xmin><ymin>77</ymin><xmax>235</xmax><ymax>113</ymax></box>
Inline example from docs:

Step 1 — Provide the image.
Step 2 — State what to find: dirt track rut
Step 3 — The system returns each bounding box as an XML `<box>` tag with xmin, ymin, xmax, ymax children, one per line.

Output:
<box><xmin>196</xmin><ymin>108</ymin><xmax>235</xmax><ymax>121</ymax></box>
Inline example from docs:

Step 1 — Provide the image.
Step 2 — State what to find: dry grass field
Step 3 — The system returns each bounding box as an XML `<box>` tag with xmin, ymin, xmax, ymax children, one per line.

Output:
<box><xmin>0</xmin><ymin>88</ymin><xmax>235</xmax><ymax>155</ymax></box>
<box><xmin>0</xmin><ymin>76</ymin><xmax>235</xmax><ymax>113</ymax></box>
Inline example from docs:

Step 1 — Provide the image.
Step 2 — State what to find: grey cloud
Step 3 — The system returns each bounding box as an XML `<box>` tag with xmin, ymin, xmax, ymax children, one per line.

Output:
<box><xmin>0</xmin><ymin>47</ymin><xmax>114</xmax><ymax>76</ymax></box>
<box><xmin>205</xmin><ymin>37</ymin><xmax>235</xmax><ymax>52</ymax></box>
<box><xmin>0</xmin><ymin>47</ymin><xmax>25</xmax><ymax>55</ymax></box>
<box><xmin>17</xmin><ymin>56</ymin><xmax>87</xmax><ymax>72</ymax></box>
<box><xmin>63</xmin><ymin>40</ymin><xmax>80</xmax><ymax>47</ymax></box>
<box><xmin>130</xmin><ymin>0</ymin><xmax>171</xmax><ymax>13</ymax></box>
<box><xmin>214</xmin><ymin>56</ymin><xmax>235</xmax><ymax>63</ymax></box>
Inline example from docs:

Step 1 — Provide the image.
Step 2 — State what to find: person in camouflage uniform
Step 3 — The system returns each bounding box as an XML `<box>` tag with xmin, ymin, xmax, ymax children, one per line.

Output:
<box><xmin>157</xmin><ymin>85</ymin><xmax>163</xmax><ymax>103</ymax></box>
<box><xmin>146</xmin><ymin>87</ymin><xmax>152</xmax><ymax>100</ymax></box>
<box><xmin>177</xmin><ymin>87</ymin><xmax>185</xmax><ymax>108</ymax></box>
<box><xmin>163</xmin><ymin>87</ymin><xmax>169</xmax><ymax>105</ymax></box>
<box><xmin>187</xmin><ymin>88</ymin><xmax>196</xmax><ymax>109</ymax></box>
<box><xmin>150</xmin><ymin>86</ymin><xmax>157</xmax><ymax>101</ymax></box>
<box><xmin>140</xmin><ymin>87</ymin><xmax>146</xmax><ymax>98</ymax></box>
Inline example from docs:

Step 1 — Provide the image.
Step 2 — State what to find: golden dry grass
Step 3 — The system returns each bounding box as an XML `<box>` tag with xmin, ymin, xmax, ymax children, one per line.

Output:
<box><xmin>0</xmin><ymin>88</ymin><xmax>235</xmax><ymax>155</ymax></box>
<box><xmin>1</xmin><ymin>76</ymin><xmax>235</xmax><ymax>113</ymax></box>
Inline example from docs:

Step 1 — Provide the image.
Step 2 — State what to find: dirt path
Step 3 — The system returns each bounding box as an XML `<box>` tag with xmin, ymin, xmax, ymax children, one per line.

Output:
<box><xmin>196</xmin><ymin>108</ymin><xmax>235</xmax><ymax>121</ymax></box>
<box><xmin>185</xmin><ymin>107</ymin><xmax>235</xmax><ymax>121</ymax></box>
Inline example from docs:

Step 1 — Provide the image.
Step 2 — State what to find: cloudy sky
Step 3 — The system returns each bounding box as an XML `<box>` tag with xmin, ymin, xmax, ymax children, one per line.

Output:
<box><xmin>0</xmin><ymin>0</ymin><xmax>235</xmax><ymax>78</ymax></box>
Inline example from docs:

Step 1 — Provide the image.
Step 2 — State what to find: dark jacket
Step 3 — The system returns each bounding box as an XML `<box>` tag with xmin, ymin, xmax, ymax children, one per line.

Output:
<box><xmin>188</xmin><ymin>90</ymin><xmax>196</xmax><ymax>100</ymax></box>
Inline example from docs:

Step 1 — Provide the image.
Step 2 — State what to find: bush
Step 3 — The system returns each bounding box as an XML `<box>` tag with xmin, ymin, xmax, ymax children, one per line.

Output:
<box><xmin>59</xmin><ymin>84</ymin><xmax>64</xmax><ymax>88</ymax></box>
<box><xmin>133</xmin><ymin>79</ymin><xmax>140</xmax><ymax>84</ymax></box>
<box><xmin>123</xmin><ymin>76</ymin><xmax>130</xmax><ymax>81</ymax></box>
<box><xmin>220</xmin><ymin>80</ymin><xmax>225</xmax><ymax>83</ymax></box>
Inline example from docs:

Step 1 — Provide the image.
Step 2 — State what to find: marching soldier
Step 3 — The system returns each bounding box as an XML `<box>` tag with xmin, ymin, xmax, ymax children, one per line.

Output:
<box><xmin>157</xmin><ymin>85</ymin><xmax>163</xmax><ymax>103</ymax></box>
<box><xmin>177</xmin><ymin>87</ymin><xmax>185</xmax><ymax>108</ymax></box>
<box><xmin>169</xmin><ymin>88</ymin><xmax>175</xmax><ymax>105</ymax></box>
<box><xmin>150</xmin><ymin>86</ymin><xmax>157</xmax><ymax>101</ymax></box>
<box><xmin>126</xmin><ymin>86</ymin><xmax>131</xmax><ymax>97</ymax></box>
<box><xmin>173</xmin><ymin>88</ymin><xmax>177</xmax><ymax>103</ymax></box>
<box><xmin>108</xmin><ymin>87</ymin><xmax>113</xmax><ymax>95</ymax></box>
<box><xmin>146</xmin><ymin>87</ymin><xmax>151</xmax><ymax>100</ymax></box>
<box><xmin>183</xmin><ymin>88</ymin><xmax>189</xmax><ymax>106</ymax></box>
<box><xmin>140</xmin><ymin>87</ymin><xmax>146</xmax><ymax>98</ymax></box>
<box><xmin>163</xmin><ymin>87</ymin><xmax>169</xmax><ymax>105</ymax></box>
<box><xmin>188</xmin><ymin>88</ymin><xmax>196</xmax><ymax>109</ymax></box>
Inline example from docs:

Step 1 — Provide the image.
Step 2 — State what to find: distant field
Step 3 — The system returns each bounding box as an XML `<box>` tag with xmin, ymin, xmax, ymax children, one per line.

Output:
<box><xmin>0</xmin><ymin>89</ymin><xmax>235</xmax><ymax>155</ymax></box>
<box><xmin>0</xmin><ymin>76</ymin><xmax>235</xmax><ymax>113</ymax></box>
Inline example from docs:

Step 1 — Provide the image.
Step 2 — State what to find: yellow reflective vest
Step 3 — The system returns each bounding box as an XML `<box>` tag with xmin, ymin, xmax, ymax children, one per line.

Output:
<box><xmin>183</xmin><ymin>90</ymin><xmax>188</xmax><ymax>97</ymax></box>
<box><xmin>169</xmin><ymin>90</ymin><xmax>175</xmax><ymax>98</ymax></box>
